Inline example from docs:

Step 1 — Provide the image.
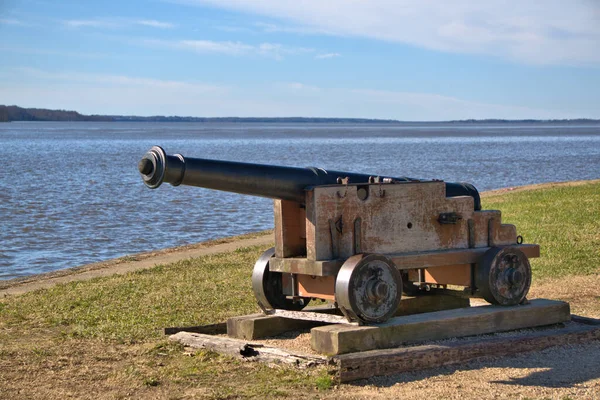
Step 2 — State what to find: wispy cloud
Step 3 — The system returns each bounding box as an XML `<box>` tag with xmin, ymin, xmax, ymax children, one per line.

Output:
<box><xmin>142</xmin><ymin>38</ymin><xmax>314</xmax><ymax>60</ymax></box>
<box><xmin>135</xmin><ymin>19</ymin><xmax>175</xmax><ymax>29</ymax></box>
<box><xmin>64</xmin><ymin>19</ymin><xmax>119</xmax><ymax>29</ymax></box>
<box><xmin>178</xmin><ymin>40</ymin><xmax>253</xmax><ymax>55</ymax></box>
<box><xmin>315</xmin><ymin>52</ymin><xmax>340</xmax><ymax>59</ymax></box>
<box><xmin>253</xmin><ymin>21</ymin><xmax>332</xmax><ymax>35</ymax></box>
<box><xmin>0</xmin><ymin>67</ymin><xmax>232</xmax><ymax>116</ymax></box>
<box><xmin>63</xmin><ymin>18</ymin><xmax>175</xmax><ymax>30</ymax></box>
<box><xmin>0</xmin><ymin>68</ymin><xmax>583</xmax><ymax>119</ymax></box>
<box><xmin>10</xmin><ymin>67</ymin><xmax>225</xmax><ymax>92</ymax></box>
<box><xmin>282</xmin><ymin>82</ymin><xmax>321</xmax><ymax>91</ymax></box>
<box><xmin>273</xmin><ymin>84</ymin><xmax>573</xmax><ymax>120</ymax></box>
<box><xmin>0</xmin><ymin>18</ymin><xmax>31</xmax><ymax>26</ymax></box>
<box><xmin>0</xmin><ymin>46</ymin><xmax>108</xmax><ymax>59</ymax></box>
<box><xmin>176</xmin><ymin>0</ymin><xmax>600</xmax><ymax>66</ymax></box>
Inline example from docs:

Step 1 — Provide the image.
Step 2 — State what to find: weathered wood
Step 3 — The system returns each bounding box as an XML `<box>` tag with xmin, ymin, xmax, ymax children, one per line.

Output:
<box><xmin>274</xmin><ymin>199</ymin><xmax>306</xmax><ymax>258</ymax></box>
<box><xmin>391</xmin><ymin>244</ymin><xmax>540</xmax><ymax>269</ymax></box>
<box><xmin>269</xmin><ymin>257</ymin><xmax>342</xmax><ymax>276</ymax></box>
<box><xmin>269</xmin><ymin>309</ymin><xmax>357</xmax><ymax>325</ymax></box>
<box><xmin>297</xmin><ymin>274</ymin><xmax>336</xmax><ymax>300</ymax></box>
<box><xmin>395</xmin><ymin>294</ymin><xmax>470</xmax><ymax>315</ymax></box>
<box><xmin>228</xmin><ymin>295</ymin><xmax>469</xmax><ymax>339</ymax></box>
<box><xmin>423</xmin><ymin>264</ymin><xmax>471</xmax><ymax>286</ymax></box>
<box><xmin>311</xmin><ymin>299</ymin><xmax>571</xmax><ymax>355</ymax></box>
<box><xmin>307</xmin><ymin>182</ymin><xmax>476</xmax><ymax>261</ymax></box>
<box><xmin>169</xmin><ymin>332</ymin><xmax>327</xmax><ymax>368</ymax></box>
<box><xmin>333</xmin><ymin>320</ymin><xmax>600</xmax><ymax>382</ymax></box>
<box><xmin>164</xmin><ymin>322</ymin><xmax>227</xmax><ymax>335</ymax></box>
<box><xmin>269</xmin><ymin>244</ymin><xmax>540</xmax><ymax>276</ymax></box>
<box><xmin>227</xmin><ymin>312</ymin><xmax>324</xmax><ymax>340</ymax></box>
<box><xmin>227</xmin><ymin>305</ymin><xmax>339</xmax><ymax>340</ymax></box>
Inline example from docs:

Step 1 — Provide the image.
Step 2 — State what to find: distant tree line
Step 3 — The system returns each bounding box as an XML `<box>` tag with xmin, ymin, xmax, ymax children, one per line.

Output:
<box><xmin>0</xmin><ymin>105</ymin><xmax>598</xmax><ymax>124</ymax></box>
<box><xmin>449</xmin><ymin>118</ymin><xmax>600</xmax><ymax>123</ymax></box>
<box><xmin>0</xmin><ymin>105</ymin><xmax>111</xmax><ymax>122</ymax></box>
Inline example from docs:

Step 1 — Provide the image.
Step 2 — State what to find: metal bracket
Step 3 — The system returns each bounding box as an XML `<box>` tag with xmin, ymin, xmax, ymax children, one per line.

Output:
<box><xmin>329</xmin><ymin>216</ymin><xmax>343</xmax><ymax>258</ymax></box>
<box><xmin>353</xmin><ymin>217</ymin><xmax>362</xmax><ymax>254</ymax></box>
<box><xmin>368</xmin><ymin>176</ymin><xmax>386</xmax><ymax>197</ymax></box>
<box><xmin>438</xmin><ymin>212</ymin><xmax>463</xmax><ymax>224</ymax></box>
<box><xmin>336</xmin><ymin>177</ymin><xmax>350</xmax><ymax>198</ymax></box>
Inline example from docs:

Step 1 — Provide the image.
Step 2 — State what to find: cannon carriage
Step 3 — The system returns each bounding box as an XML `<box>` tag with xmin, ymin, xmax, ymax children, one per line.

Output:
<box><xmin>139</xmin><ymin>146</ymin><xmax>539</xmax><ymax>324</ymax></box>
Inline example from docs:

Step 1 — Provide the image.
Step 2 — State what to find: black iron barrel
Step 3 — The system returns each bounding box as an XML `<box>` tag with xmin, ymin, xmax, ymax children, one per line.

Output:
<box><xmin>138</xmin><ymin>146</ymin><xmax>481</xmax><ymax>210</ymax></box>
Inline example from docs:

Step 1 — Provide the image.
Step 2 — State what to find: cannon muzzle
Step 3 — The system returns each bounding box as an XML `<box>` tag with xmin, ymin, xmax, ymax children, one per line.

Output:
<box><xmin>139</xmin><ymin>146</ymin><xmax>481</xmax><ymax>209</ymax></box>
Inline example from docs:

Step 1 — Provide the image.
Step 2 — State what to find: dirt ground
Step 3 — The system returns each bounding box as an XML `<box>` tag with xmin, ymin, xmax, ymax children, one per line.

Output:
<box><xmin>2</xmin><ymin>180</ymin><xmax>600</xmax><ymax>399</ymax></box>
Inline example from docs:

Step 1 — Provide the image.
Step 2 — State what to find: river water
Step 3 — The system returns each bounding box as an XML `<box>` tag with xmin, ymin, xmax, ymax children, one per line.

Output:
<box><xmin>1</xmin><ymin>121</ymin><xmax>599</xmax><ymax>279</ymax></box>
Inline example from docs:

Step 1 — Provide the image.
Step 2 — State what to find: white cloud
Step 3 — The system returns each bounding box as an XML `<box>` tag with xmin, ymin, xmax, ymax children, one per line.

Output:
<box><xmin>347</xmin><ymin>88</ymin><xmax>554</xmax><ymax>120</ymax></box>
<box><xmin>8</xmin><ymin>67</ymin><xmax>226</xmax><ymax>92</ymax></box>
<box><xmin>0</xmin><ymin>46</ymin><xmax>108</xmax><ymax>59</ymax></box>
<box><xmin>253</xmin><ymin>21</ymin><xmax>332</xmax><ymax>35</ymax></box>
<box><xmin>178</xmin><ymin>40</ymin><xmax>253</xmax><ymax>55</ymax></box>
<box><xmin>315</xmin><ymin>52</ymin><xmax>340</xmax><ymax>59</ymax></box>
<box><xmin>143</xmin><ymin>38</ymin><xmax>314</xmax><ymax>59</ymax></box>
<box><xmin>64</xmin><ymin>19</ymin><xmax>120</xmax><ymax>29</ymax></box>
<box><xmin>135</xmin><ymin>19</ymin><xmax>175</xmax><ymax>29</ymax></box>
<box><xmin>0</xmin><ymin>18</ymin><xmax>26</xmax><ymax>26</ymax></box>
<box><xmin>63</xmin><ymin>18</ymin><xmax>175</xmax><ymax>30</ymax></box>
<box><xmin>281</xmin><ymin>82</ymin><xmax>321</xmax><ymax>91</ymax></box>
<box><xmin>175</xmin><ymin>0</ymin><xmax>600</xmax><ymax>65</ymax></box>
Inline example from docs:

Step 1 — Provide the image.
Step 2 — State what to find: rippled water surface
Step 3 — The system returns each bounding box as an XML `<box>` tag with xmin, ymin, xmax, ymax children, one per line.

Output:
<box><xmin>1</xmin><ymin>121</ymin><xmax>599</xmax><ymax>279</ymax></box>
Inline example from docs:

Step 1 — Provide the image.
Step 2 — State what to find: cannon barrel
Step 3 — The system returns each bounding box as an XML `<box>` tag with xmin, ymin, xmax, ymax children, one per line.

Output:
<box><xmin>138</xmin><ymin>146</ymin><xmax>481</xmax><ymax>210</ymax></box>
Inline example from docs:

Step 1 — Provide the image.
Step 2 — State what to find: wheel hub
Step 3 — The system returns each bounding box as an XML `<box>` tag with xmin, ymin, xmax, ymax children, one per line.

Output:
<box><xmin>335</xmin><ymin>254</ymin><xmax>402</xmax><ymax>323</ymax></box>
<box><xmin>477</xmin><ymin>247</ymin><xmax>531</xmax><ymax>306</ymax></box>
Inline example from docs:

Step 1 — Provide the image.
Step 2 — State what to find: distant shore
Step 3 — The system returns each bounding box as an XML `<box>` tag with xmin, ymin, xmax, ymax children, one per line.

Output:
<box><xmin>2</xmin><ymin>105</ymin><xmax>599</xmax><ymax>123</ymax></box>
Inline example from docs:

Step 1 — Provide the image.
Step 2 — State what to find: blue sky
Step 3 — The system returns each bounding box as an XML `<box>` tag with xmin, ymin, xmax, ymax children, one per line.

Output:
<box><xmin>1</xmin><ymin>0</ymin><xmax>599</xmax><ymax>120</ymax></box>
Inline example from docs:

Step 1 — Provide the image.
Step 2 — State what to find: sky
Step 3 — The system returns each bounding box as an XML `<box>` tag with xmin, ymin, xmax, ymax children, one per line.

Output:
<box><xmin>1</xmin><ymin>0</ymin><xmax>599</xmax><ymax>121</ymax></box>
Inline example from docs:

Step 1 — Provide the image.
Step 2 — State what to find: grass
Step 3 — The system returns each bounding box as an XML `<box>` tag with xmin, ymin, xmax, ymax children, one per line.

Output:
<box><xmin>1</xmin><ymin>248</ymin><xmax>265</xmax><ymax>342</ymax></box>
<box><xmin>0</xmin><ymin>246</ymin><xmax>328</xmax><ymax>398</ymax></box>
<box><xmin>1</xmin><ymin>181</ymin><xmax>599</xmax><ymax>399</ymax></box>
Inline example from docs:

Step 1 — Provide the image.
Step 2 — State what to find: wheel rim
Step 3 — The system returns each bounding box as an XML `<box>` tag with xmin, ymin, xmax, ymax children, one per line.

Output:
<box><xmin>251</xmin><ymin>247</ymin><xmax>308</xmax><ymax>311</ymax></box>
<box><xmin>336</xmin><ymin>254</ymin><xmax>402</xmax><ymax>323</ymax></box>
<box><xmin>477</xmin><ymin>247</ymin><xmax>531</xmax><ymax>306</ymax></box>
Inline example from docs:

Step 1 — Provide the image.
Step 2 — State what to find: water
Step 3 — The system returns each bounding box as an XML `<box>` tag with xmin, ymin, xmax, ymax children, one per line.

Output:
<box><xmin>1</xmin><ymin>121</ymin><xmax>599</xmax><ymax>280</ymax></box>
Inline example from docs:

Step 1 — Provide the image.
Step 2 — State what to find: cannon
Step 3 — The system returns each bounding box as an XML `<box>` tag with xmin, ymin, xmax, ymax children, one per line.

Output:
<box><xmin>139</xmin><ymin>146</ymin><xmax>539</xmax><ymax>324</ymax></box>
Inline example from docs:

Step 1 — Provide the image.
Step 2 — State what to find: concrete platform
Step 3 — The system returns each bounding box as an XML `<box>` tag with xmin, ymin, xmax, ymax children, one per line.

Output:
<box><xmin>311</xmin><ymin>299</ymin><xmax>571</xmax><ymax>355</ymax></box>
<box><xmin>227</xmin><ymin>294</ymin><xmax>470</xmax><ymax>340</ymax></box>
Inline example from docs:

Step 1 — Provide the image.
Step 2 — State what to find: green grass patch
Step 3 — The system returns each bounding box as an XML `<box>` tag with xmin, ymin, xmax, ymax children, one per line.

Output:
<box><xmin>483</xmin><ymin>182</ymin><xmax>600</xmax><ymax>279</ymax></box>
<box><xmin>1</xmin><ymin>247</ymin><xmax>267</xmax><ymax>341</ymax></box>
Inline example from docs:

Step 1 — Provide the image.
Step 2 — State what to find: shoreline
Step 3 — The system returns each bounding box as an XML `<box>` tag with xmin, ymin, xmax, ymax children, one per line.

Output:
<box><xmin>2</xmin><ymin>178</ymin><xmax>599</xmax><ymax>297</ymax></box>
